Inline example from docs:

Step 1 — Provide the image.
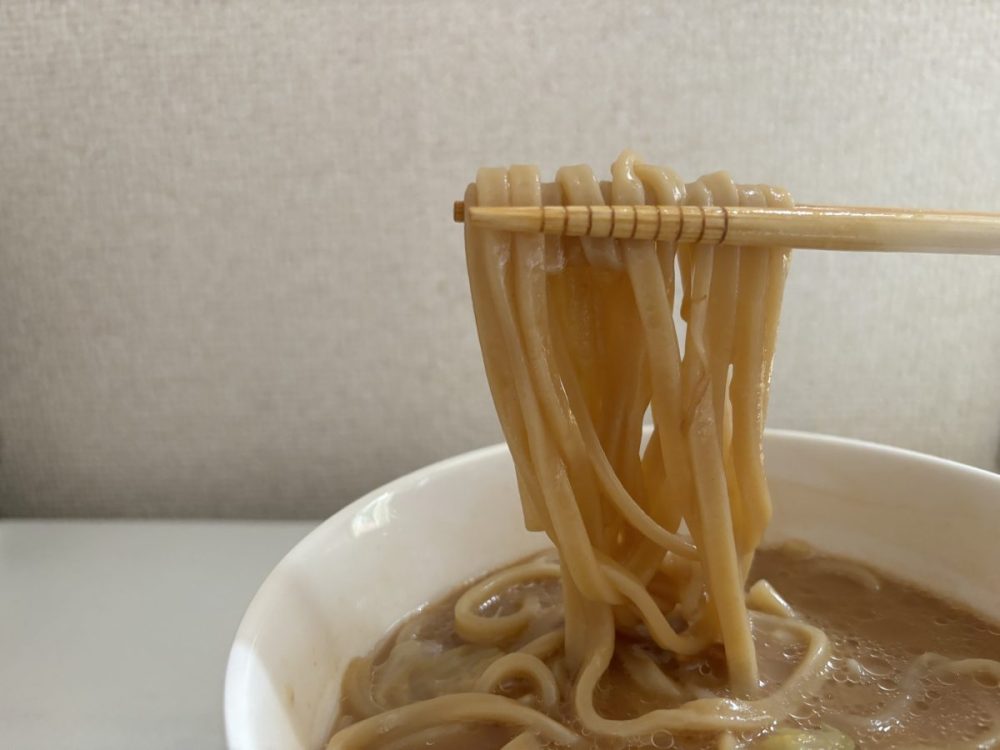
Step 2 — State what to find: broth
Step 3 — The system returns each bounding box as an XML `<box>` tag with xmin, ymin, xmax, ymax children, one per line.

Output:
<box><xmin>334</xmin><ymin>544</ymin><xmax>1000</xmax><ymax>749</ymax></box>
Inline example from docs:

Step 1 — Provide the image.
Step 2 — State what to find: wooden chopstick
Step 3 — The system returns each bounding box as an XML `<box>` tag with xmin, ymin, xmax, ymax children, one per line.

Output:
<box><xmin>452</xmin><ymin>202</ymin><xmax>1000</xmax><ymax>255</ymax></box>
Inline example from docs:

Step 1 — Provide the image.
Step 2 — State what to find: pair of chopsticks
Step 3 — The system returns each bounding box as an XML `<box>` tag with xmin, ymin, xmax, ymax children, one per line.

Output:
<box><xmin>453</xmin><ymin>202</ymin><xmax>1000</xmax><ymax>255</ymax></box>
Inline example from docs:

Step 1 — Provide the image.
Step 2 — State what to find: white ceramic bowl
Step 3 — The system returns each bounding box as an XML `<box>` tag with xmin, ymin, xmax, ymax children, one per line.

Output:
<box><xmin>224</xmin><ymin>430</ymin><xmax>1000</xmax><ymax>750</ymax></box>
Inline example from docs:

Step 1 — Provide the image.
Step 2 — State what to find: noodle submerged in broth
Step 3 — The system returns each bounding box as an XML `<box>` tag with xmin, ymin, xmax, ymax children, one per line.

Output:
<box><xmin>325</xmin><ymin>153</ymin><xmax>1000</xmax><ymax>749</ymax></box>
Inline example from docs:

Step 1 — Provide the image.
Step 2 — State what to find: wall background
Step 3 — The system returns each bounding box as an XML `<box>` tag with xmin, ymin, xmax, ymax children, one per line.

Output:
<box><xmin>2</xmin><ymin>0</ymin><xmax>998</xmax><ymax>518</ymax></box>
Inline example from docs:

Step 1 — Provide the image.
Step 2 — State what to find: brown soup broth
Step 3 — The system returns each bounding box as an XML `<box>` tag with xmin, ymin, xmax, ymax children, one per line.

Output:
<box><xmin>335</xmin><ymin>546</ymin><xmax>1000</xmax><ymax>749</ymax></box>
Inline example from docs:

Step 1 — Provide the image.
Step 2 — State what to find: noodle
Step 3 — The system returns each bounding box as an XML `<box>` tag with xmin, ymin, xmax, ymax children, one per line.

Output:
<box><xmin>330</xmin><ymin>151</ymin><xmax>803</xmax><ymax>745</ymax></box>
<box><xmin>326</xmin><ymin>152</ymin><xmax>1000</xmax><ymax>749</ymax></box>
<box><xmin>326</xmin><ymin>693</ymin><xmax>580</xmax><ymax>749</ymax></box>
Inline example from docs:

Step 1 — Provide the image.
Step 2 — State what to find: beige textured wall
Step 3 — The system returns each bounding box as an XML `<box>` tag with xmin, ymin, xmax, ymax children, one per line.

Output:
<box><xmin>1</xmin><ymin>0</ymin><xmax>998</xmax><ymax>518</ymax></box>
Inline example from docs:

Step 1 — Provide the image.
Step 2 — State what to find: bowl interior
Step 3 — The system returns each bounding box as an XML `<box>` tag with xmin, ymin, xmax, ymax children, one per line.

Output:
<box><xmin>225</xmin><ymin>431</ymin><xmax>1000</xmax><ymax>750</ymax></box>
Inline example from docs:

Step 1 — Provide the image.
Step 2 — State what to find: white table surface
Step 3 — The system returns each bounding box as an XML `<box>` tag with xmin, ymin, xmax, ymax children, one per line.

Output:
<box><xmin>0</xmin><ymin>519</ymin><xmax>317</xmax><ymax>750</ymax></box>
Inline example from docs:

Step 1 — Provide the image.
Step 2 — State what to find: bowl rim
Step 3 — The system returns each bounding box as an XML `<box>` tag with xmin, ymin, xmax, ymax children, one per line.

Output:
<box><xmin>222</xmin><ymin>429</ymin><xmax>999</xmax><ymax>748</ymax></box>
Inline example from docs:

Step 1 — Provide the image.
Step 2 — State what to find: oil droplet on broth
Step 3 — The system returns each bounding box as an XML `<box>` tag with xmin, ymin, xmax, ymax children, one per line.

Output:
<box><xmin>973</xmin><ymin>670</ymin><xmax>1000</xmax><ymax>689</ymax></box>
<box><xmin>788</xmin><ymin>704</ymin><xmax>817</xmax><ymax>721</ymax></box>
<box><xmin>861</xmin><ymin>655</ymin><xmax>893</xmax><ymax>677</ymax></box>
<box><xmin>650</xmin><ymin>731</ymin><xmax>675</xmax><ymax>748</ymax></box>
<box><xmin>935</xmin><ymin>670</ymin><xmax>959</xmax><ymax>686</ymax></box>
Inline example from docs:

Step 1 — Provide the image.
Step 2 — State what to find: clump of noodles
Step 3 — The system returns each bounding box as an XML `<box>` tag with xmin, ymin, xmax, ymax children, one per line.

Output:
<box><xmin>326</xmin><ymin>152</ymin><xmax>818</xmax><ymax>749</ymax></box>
